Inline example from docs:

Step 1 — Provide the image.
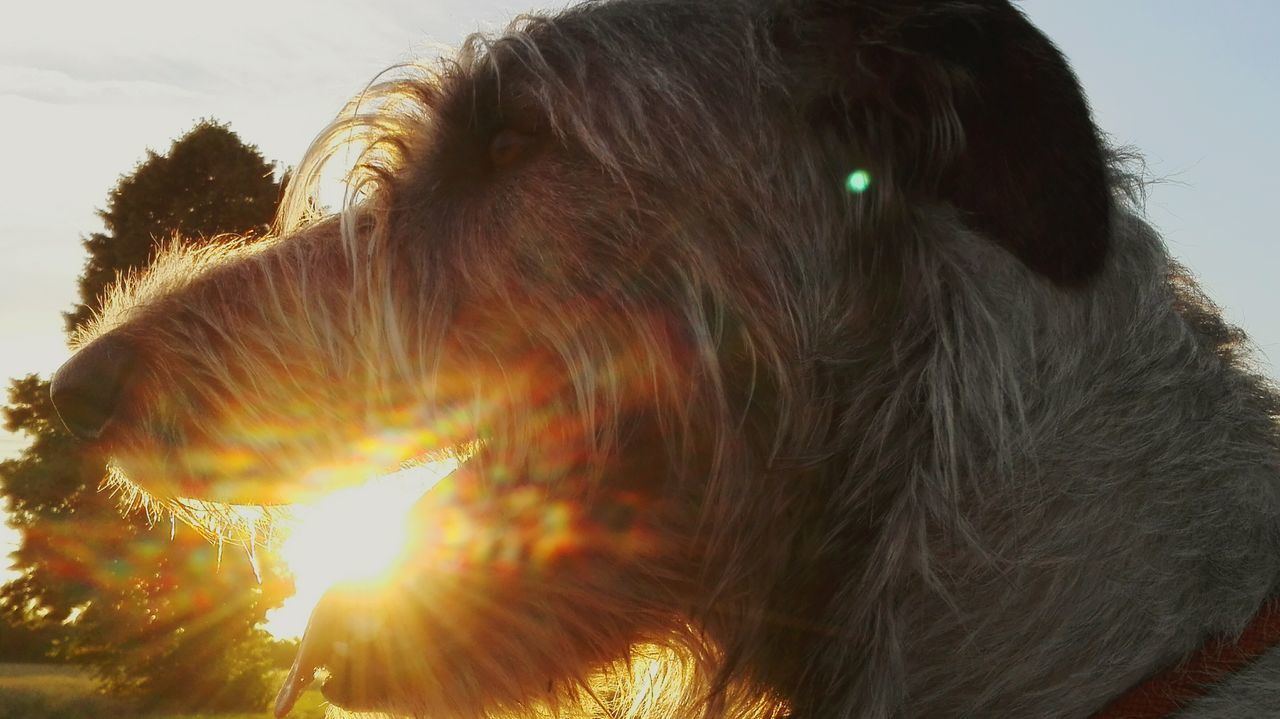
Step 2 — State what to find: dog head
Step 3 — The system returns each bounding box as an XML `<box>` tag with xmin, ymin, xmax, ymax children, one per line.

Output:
<box><xmin>52</xmin><ymin>1</ymin><xmax>1113</xmax><ymax>715</ymax></box>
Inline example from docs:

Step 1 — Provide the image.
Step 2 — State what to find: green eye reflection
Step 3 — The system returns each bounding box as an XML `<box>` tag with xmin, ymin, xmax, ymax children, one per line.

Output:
<box><xmin>845</xmin><ymin>169</ymin><xmax>872</xmax><ymax>194</ymax></box>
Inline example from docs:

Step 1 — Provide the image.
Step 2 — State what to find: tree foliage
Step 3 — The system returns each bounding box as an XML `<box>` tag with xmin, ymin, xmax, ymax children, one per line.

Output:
<box><xmin>1</xmin><ymin>121</ymin><xmax>291</xmax><ymax>711</ymax></box>
<box><xmin>66</xmin><ymin>120</ymin><xmax>281</xmax><ymax>333</ymax></box>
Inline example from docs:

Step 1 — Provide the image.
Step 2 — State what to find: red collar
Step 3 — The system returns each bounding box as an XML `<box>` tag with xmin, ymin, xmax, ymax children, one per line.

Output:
<box><xmin>1093</xmin><ymin>597</ymin><xmax>1280</xmax><ymax>718</ymax></box>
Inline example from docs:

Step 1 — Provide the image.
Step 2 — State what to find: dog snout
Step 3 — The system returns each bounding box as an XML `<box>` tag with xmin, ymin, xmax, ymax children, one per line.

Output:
<box><xmin>50</xmin><ymin>335</ymin><xmax>138</xmax><ymax>440</ymax></box>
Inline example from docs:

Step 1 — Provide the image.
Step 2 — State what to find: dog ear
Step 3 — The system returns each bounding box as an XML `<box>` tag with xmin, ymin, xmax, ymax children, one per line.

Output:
<box><xmin>773</xmin><ymin>0</ymin><xmax>1111</xmax><ymax>285</ymax></box>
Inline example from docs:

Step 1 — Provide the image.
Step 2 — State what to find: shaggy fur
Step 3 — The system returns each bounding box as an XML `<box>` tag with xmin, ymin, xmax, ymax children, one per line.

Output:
<box><xmin>50</xmin><ymin>0</ymin><xmax>1280</xmax><ymax>717</ymax></box>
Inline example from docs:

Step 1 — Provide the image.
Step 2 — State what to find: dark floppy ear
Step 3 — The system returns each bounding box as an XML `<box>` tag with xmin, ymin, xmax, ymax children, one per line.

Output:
<box><xmin>774</xmin><ymin>0</ymin><xmax>1111</xmax><ymax>285</ymax></box>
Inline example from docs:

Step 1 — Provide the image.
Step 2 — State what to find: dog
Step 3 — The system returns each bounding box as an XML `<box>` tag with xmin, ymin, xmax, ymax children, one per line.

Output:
<box><xmin>49</xmin><ymin>0</ymin><xmax>1280</xmax><ymax>716</ymax></box>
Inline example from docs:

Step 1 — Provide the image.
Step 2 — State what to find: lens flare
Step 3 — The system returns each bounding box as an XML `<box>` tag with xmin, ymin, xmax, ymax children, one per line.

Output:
<box><xmin>846</xmin><ymin>169</ymin><xmax>872</xmax><ymax>194</ymax></box>
<box><xmin>266</xmin><ymin>459</ymin><xmax>458</xmax><ymax>639</ymax></box>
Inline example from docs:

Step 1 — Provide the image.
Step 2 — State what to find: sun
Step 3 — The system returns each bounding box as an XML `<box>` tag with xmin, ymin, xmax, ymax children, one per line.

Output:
<box><xmin>265</xmin><ymin>458</ymin><xmax>459</xmax><ymax>639</ymax></box>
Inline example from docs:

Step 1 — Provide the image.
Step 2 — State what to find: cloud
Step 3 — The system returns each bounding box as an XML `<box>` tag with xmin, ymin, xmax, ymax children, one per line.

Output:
<box><xmin>0</xmin><ymin>65</ymin><xmax>203</xmax><ymax>106</ymax></box>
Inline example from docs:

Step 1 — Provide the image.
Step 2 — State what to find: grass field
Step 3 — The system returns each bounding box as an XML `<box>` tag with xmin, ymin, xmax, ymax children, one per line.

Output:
<box><xmin>0</xmin><ymin>663</ymin><xmax>330</xmax><ymax>719</ymax></box>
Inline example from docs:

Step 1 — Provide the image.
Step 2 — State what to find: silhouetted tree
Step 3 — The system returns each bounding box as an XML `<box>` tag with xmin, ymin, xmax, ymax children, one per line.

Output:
<box><xmin>66</xmin><ymin>120</ymin><xmax>281</xmax><ymax>333</ymax></box>
<box><xmin>0</xmin><ymin>569</ymin><xmax>63</xmax><ymax>662</ymax></box>
<box><xmin>1</xmin><ymin>121</ymin><xmax>291</xmax><ymax>711</ymax></box>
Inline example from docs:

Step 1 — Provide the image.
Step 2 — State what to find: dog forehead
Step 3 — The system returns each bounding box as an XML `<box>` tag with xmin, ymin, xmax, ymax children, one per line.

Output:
<box><xmin>438</xmin><ymin>0</ymin><xmax>1032</xmax><ymax>135</ymax></box>
<box><xmin>452</xmin><ymin>0</ymin><xmax>765</xmax><ymax>103</ymax></box>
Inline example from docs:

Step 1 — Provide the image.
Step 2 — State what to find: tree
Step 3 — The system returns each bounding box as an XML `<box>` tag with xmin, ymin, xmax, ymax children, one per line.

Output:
<box><xmin>1</xmin><ymin>121</ymin><xmax>291</xmax><ymax>711</ymax></box>
<box><xmin>66</xmin><ymin>120</ymin><xmax>282</xmax><ymax>333</ymax></box>
<box><xmin>0</xmin><ymin>569</ymin><xmax>62</xmax><ymax>662</ymax></box>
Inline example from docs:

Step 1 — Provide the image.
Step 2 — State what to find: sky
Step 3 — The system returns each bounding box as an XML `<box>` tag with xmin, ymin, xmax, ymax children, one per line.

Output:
<box><xmin>1</xmin><ymin>1</ymin><xmax>1277</xmax><ymax>577</ymax></box>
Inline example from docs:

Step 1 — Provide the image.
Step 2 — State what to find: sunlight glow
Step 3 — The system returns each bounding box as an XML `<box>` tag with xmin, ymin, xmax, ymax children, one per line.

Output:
<box><xmin>266</xmin><ymin>459</ymin><xmax>458</xmax><ymax>639</ymax></box>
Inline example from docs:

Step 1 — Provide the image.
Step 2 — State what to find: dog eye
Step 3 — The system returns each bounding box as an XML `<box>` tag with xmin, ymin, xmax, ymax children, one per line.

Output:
<box><xmin>489</xmin><ymin>128</ymin><xmax>537</xmax><ymax>168</ymax></box>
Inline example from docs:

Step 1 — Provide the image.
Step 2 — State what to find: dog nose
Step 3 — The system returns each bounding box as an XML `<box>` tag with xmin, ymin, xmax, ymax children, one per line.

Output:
<box><xmin>50</xmin><ymin>336</ymin><xmax>137</xmax><ymax>440</ymax></box>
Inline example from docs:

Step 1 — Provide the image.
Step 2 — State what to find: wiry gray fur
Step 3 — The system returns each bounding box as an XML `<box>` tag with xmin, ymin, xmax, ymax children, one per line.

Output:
<box><xmin>52</xmin><ymin>0</ymin><xmax>1280</xmax><ymax>717</ymax></box>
